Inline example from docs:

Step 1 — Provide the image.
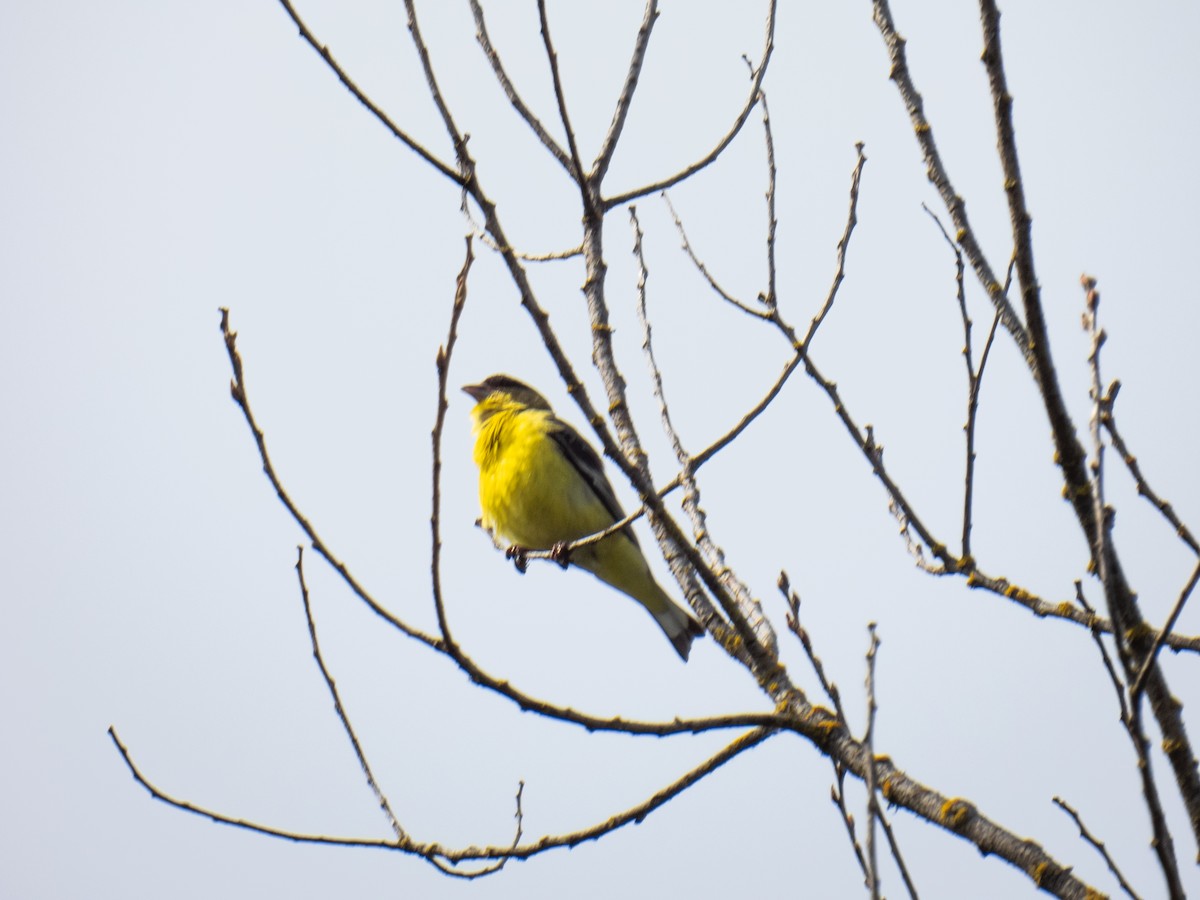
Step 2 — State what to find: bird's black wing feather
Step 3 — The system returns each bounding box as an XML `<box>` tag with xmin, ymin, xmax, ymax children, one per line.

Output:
<box><xmin>547</xmin><ymin>419</ymin><xmax>637</xmax><ymax>545</ymax></box>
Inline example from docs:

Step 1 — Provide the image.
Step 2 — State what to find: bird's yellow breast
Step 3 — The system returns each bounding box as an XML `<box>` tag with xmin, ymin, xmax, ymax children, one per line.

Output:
<box><xmin>473</xmin><ymin>407</ymin><xmax>614</xmax><ymax>550</ymax></box>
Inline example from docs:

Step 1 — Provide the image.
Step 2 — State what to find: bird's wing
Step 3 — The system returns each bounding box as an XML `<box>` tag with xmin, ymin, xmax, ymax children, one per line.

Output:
<box><xmin>547</xmin><ymin>418</ymin><xmax>637</xmax><ymax>544</ymax></box>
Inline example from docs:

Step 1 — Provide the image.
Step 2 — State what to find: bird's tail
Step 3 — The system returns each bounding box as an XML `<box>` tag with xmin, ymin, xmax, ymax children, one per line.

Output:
<box><xmin>648</xmin><ymin>592</ymin><xmax>706</xmax><ymax>662</ymax></box>
<box><xmin>575</xmin><ymin>536</ymin><xmax>705</xmax><ymax>661</ymax></box>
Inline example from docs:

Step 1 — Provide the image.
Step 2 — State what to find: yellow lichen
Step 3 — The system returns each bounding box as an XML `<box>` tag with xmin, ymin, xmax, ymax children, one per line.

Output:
<box><xmin>1031</xmin><ymin>862</ymin><xmax>1049</xmax><ymax>885</ymax></box>
<box><xmin>939</xmin><ymin>798</ymin><xmax>971</xmax><ymax>829</ymax></box>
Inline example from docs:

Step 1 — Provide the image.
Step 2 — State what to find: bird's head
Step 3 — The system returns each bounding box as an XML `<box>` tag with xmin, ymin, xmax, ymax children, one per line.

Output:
<box><xmin>462</xmin><ymin>374</ymin><xmax>553</xmax><ymax>424</ymax></box>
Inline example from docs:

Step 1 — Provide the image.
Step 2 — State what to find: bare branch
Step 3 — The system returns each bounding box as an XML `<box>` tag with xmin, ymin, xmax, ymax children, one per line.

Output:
<box><xmin>1127</xmin><ymin>700</ymin><xmax>1185</xmax><ymax>898</ymax></box>
<box><xmin>630</xmin><ymin>205</ymin><xmax>761</xmax><ymax>649</ymax></box>
<box><xmin>295</xmin><ymin>546</ymin><xmax>406</xmax><ymax>843</ymax></box>
<box><xmin>1103</xmin><ymin>385</ymin><xmax>1200</xmax><ymax>556</ymax></box>
<box><xmin>536</xmin><ymin>0</ymin><xmax>590</xmax><ymax>203</ymax></box>
<box><xmin>780</xmin><ymin>572</ymin><xmax>845</xmax><ymax>725</ymax></box>
<box><xmin>1082</xmin><ymin>279</ymin><xmax>1120</xmax><ymax>664</ymax></box>
<box><xmin>591</xmin><ymin>0</ymin><xmax>659</xmax><ymax>184</ymax></box>
<box><xmin>1083</xmin><ymin>275</ymin><xmax>1186</xmax><ymax>895</ymax></box>
<box><xmin>462</xmin><ymin>204</ymin><xmax>584</xmax><ymax>262</ymax></box>
<box><xmin>688</xmin><ymin>145</ymin><xmax>869</xmax><ymax>471</ymax></box>
<box><xmin>273</xmin><ymin>0</ymin><xmax>463</xmax><ymax>186</ymax></box>
<box><xmin>760</xmin><ymin>87</ymin><xmax>779</xmax><ymax>308</ymax></box>
<box><xmin>581</xmin><ymin>200</ymin><xmax>771</xmax><ymax>663</ymax></box>
<box><xmin>604</xmin><ymin>0</ymin><xmax>777</xmax><ymax>208</ymax></box>
<box><xmin>868</xmin><ymin>0</ymin><xmax>1029</xmax><ymax>358</ymax></box>
<box><xmin>831</xmin><ymin>765</ymin><xmax>871</xmax><ymax>887</ymax></box>
<box><xmin>922</xmin><ymin>205</ymin><xmax>1006</xmax><ymax>560</ymax></box>
<box><xmin>878</xmin><ymin>808</ymin><xmax>921</xmax><ymax>900</ymax></box>
<box><xmin>1053</xmin><ymin>796</ymin><xmax>1143</xmax><ymax>900</ymax></box>
<box><xmin>431</xmin><ymin>237</ymin><xmax>475</xmax><ymax>651</ymax></box>
<box><xmin>468</xmin><ymin>0</ymin><xmax>574</xmax><ymax>175</ymax></box>
<box><xmin>218</xmin><ymin>308</ymin><xmax>443</xmax><ymax>651</ymax></box>
<box><xmin>663</xmin><ymin>192</ymin><xmax>771</xmax><ymax>318</ymax></box>
<box><xmin>961</xmin><ymin>307</ymin><xmax>1000</xmax><ymax>557</ymax></box>
<box><xmin>1073</xmin><ymin>581</ymin><xmax>1129</xmax><ymax>724</ymax></box>
<box><xmin>863</xmin><ymin>624</ymin><xmax>881</xmax><ymax>900</ymax></box>
<box><xmin>788</xmin><ymin>587</ymin><xmax>929</xmax><ymax>899</ymax></box>
<box><xmin>1130</xmin><ymin>560</ymin><xmax>1200</xmax><ymax>701</ymax></box>
<box><xmin>107</xmin><ymin>724</ymin><xmax>775</xmax><ymax>867</ymax></box>
<box><xmin>873</xmin><ymin>0</ymin><xmax>1200</xmax><ymax>833</ymax></box>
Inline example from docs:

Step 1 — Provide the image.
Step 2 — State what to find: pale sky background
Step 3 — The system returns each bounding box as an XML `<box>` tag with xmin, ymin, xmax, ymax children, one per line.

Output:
<box><xmin>3</xmin><ymin>1</ymin><xmax>1199</xmax><ymax>898</ymax></box>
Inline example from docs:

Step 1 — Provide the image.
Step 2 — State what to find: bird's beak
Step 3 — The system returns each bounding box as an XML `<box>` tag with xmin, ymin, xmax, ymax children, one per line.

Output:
<box><xmin>462</xmin><ymin>383</ymin><xmax>489</xmax><ymax>403</ymax></box>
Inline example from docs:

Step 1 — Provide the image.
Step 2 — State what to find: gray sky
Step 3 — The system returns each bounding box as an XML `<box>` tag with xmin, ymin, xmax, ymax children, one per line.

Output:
<box><xmin>3</xmin><ymin>1</ymin><xmax>1199</xmax><ymax>897</ymax></box>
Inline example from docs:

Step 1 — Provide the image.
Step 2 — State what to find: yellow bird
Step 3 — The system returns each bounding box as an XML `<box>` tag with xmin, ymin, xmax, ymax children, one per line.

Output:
<box><xmin>464</xmin><ymin>375</ymin><xmax>704</xmax><ymax>661</ymax></box>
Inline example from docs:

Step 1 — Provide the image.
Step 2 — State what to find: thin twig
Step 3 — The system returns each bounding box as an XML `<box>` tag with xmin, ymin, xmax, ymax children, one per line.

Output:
<box><xmin>1073</xmin><ymin>581</ymin><xmax>1129</xmax><ymax>724</ymax></box>
<box><xmin>427</xmin><ymin>780</ymin><xmax>524</xmax><ymax>878</ymax></box>
<box><xmin>1082</xmin><ymin>276</ymin><xmax>1118</xmax><ymax>663</ymax></box>
<box><xmin>759</xmin><ymin>85</ymin><xmax>778</xmax><ymax>308</ymax></box>
<box><xmin>631</xmin><ymin>205</ymin><xmax>771</xmax><ymax>649</ymax></box>
<box><xmin>591</xmin><ymin>0</ymin><xmax>659</xmax><ymax>184</ymax></box>
<box><xmin>1127</xmin><ymin>702</ymin><xmax>1183</xmax><ymax>899</ymax></box>
<box><xmin>663</xmin><ymin>192</ymin><xmax>770</xmax><ymax>318</ymax></box>
<box><xmin>831</xmin><ymin>764</ymin><xmax>871</xmax><ymax>887</ymax></box>
<box><xmin>294</xmin><ymin>546</ymin><xmax>406</xmax><ymax>843</ymax></box>
<box><xmin>402</xmin><ymin>0</ymin><xmax>473</xmax><ymax>185</ymax></box>
<box><xmin>536</xmin><ymin>0</ymin><xmax>590</xmax><ymax>206</ymax></box>
<box><xmin>868</xmin><ymin>0</ymin><xmax>1029</xmax><ymax>358</ymax></box>
<box><xmin>878</xmin><ymin>807</ymin><xmax>920</xmax><ymax>899</ymax></box>
<box><xmin>468</xmin><ymin>0</ymin><xmax>573</xmax><ymax>175</ymax></box>
<box><xmin>863</xmin><ymin>624</ymin><xmax>881</xmax><ymax>900</ymax></box>
<box><xmin>274</xmin><ymin>0</ymin><xmax>462</xmax><ymax>186</ymax></box>
<box><xmin>780</xmin><ymin>572</ymin><xmax>845</xmax><ymax>724</ymax></box>
<box><xmin>922</xmin><ymin>204</ymin><xmax>1005</xmax><ymax>560</ymax></box>
<box><xmin>629</xmin><ymin>206</ymin><xmax>720</xmax><ymax>629</ymax></box>
<box><xmin>1130</xmin><ymin>559</ymin><xmax>1200</xmax><ymax>701</ymax></box>
<box><xmin>431</xmin><ymin>237</ymin><xmax>474</xmax><ymax>649</ymax></box>
<box><xmin>1103</xmin><ymin>394</ymin><xmax>1200</xmax><ymax>556</ymax></box>
<box><xmin>680</xmin><ymin>145</ymin><xmax>869</xmax><ymax>472</ymax></box>
<box><xmin>1052</xmin><ymin>796</ymin><xmax>1142</xmax><ymax>900</ymax></box>
<box><xmin>218</xmin><ymin>308</ymin><xmax>443</xmax><ymax>651</ymax></box>
<box><xmin>1082</xmin><ymin>276</ymin><xmax>1184</xmax><ymax>897</ymax></box>
<box><xmin>604</xmin><ymin>0</ymin><xmax>776</xmax><ymax>208</ymax></box>
<box><xmin>107</xmin><ymin>724</ymin><xmax>775</xmax><ymax>865</ymax></box>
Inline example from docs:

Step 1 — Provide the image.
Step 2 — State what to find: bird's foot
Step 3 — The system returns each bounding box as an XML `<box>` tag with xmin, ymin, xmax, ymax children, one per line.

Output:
<box><xmin>549</xmin><ymin>541</ymin><xmax>572</xmax><ymax>569</ymax></box>
<box><xmin>505</xmin><ymin>544</ymin><xmax>530</xmax><ymax>574</ymax></box>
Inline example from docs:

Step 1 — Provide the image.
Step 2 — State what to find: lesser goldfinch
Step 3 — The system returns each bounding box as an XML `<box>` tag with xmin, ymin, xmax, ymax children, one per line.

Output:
<box><xmin>464</xmin><ymin>374</ymin><xmax>704</xmax><ymax>661</ymax></box>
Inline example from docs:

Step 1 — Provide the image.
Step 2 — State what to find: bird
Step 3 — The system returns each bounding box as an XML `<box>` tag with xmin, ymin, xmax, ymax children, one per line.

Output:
<box><xmin>463</xmin><ymin>374</ymin><xmax>704</xmax><ymax>661</ymax></box>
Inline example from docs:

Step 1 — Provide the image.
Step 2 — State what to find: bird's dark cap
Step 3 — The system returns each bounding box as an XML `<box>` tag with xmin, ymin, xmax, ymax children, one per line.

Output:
<box><xmin>462</xmin><ymin>374</ymin><xmax>532</xmax><ymax>403</ymax></box>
